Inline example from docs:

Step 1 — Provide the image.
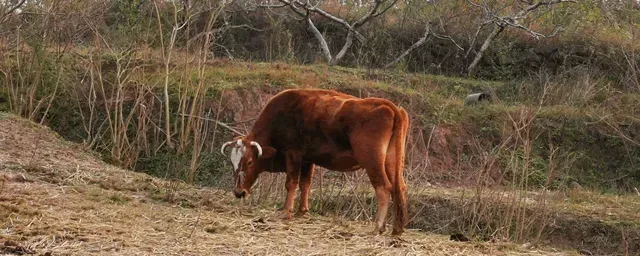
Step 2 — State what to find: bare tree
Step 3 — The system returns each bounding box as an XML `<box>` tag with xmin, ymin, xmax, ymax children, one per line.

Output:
<box><xmin>153</xmin><ymin>0</ymin><xmax>190</xmax><ymax>149</ymax></box>
<box><xmin>466</xmin><ymin>0</ymin><xmax>576</xmax><ymax>77</ymax></box>
<box><xmin>0</xmin><ymin>0</ymin><xmax>26</xmax><ymax>24</ymax></box>
<box><xmin>384</xmin><ymin>21</ymin><xmax>463</xmax><ymax>69</ymax></box>
<box><xmin>253</xmin><ymin>0</ymin><xmax>398</xmax><ymax>66</ymax></box>
<box><xmin>383</xmin><ymin>0</ymin><xmax>463</xmax><ymax>70</ymax></box>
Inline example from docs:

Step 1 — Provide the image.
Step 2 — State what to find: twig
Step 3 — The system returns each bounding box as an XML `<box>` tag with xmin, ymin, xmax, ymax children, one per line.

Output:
<box><xmin>0</xmin><ymin>0</ymin><xmax>26</xmax><ymax>23</ymax></box>
<box><xmin>179</xmin><ymin>114</ymin><xmax>245</xmax><ymax>136</ymax></box>
<box><xmin>39</xmin><ymin>66</ymin><xmax>63</xmax><ymax>125</ymax></box>
<box><xmin>384</xmin><ymin>22</ymin><xmax>463</xmax><ymax>69</ymax></box>
<box><xmin>228</xmin><ymin>118</ymin><xmax>258</xmax><ymax>125</ymax></box>
<box><xmin>188</xmin><ymin>210</ymin><xmax>202</xmax><ymax>239</ymax></box>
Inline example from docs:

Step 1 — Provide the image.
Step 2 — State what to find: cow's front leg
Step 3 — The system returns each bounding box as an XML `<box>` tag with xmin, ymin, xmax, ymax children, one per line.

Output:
<box><xmin>295</xmin><ymin>163</ymin><xmax>315</xmax><ymax>217</ymax></box>
<box><xmin>280</xmin><ymin>151</ymin><xmax>302</xmax><ymax>219</ymax></box>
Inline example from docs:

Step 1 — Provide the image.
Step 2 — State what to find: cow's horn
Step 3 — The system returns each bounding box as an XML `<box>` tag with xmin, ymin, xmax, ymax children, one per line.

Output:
<box><xmin>220</xmin><ymin>140</ymin><xmax>237</xmax><ymax>155</ymax></box>
<box><xmin>250</xmin><ymin>141</ymin><xmax>263</xmax><ymax>157</ymax></box>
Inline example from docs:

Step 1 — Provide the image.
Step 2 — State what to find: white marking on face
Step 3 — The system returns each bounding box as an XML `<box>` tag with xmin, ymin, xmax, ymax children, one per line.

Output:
<box><xmin>229</xmin><ymin>144</ymin><xmax>246</xmax><ymax>171</ymax></box>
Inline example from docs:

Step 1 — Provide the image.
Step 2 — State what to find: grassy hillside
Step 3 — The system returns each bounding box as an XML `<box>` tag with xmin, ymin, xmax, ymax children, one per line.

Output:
<box><xmin>3</xmin><ymin>109</ymin><xmax>640</xmax><ymax>255</ymax></box>
<box><xmin>3</xmin><ymin>53</ymin><xmax>640</xmax><ymax>254</ymax></box>
<box><xmin>2</xmin><ymin>1</ymin><xmax>640</xmax><ymax>255</ymax></box>
<box><xmin>5</xmin><ymin>50</ymin><xmax>636</xmax><ymax>192</ymax></box>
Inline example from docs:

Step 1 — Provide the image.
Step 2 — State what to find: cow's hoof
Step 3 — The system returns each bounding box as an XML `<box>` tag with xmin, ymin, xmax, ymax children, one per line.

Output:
<box><xmin>278</xmin><ymin>211</ymin><xmax>293</xmax><ymax>220</ymax></box>
<box><xmin>372</xmin><ymin>226</ymin><xmax>386</xmax><ymax>236</ymax></box>
<box><xmin>391</xmin><ymin>229</ymin><xmax>404</xmax><ymax>237</ymax></box>
<box><xmin>294</xmin><ymin>210</ymin><xmax>309</xmax><ymax>217</ymax></box>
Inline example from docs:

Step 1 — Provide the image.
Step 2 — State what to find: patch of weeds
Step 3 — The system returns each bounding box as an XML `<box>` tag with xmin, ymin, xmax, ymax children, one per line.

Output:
<box><xmin>146</xmin><ymin>179</ymin><xmax>186</xmax><ymax>205</ymax></box>
<box><xmin>194</xmin><ymin>151</ymin><xmax>231</xmax><ymax>187</ymax></box>
<box><xmin>87</xmin><ymin>188</ymin><xmax>105</xmax><ymax>202</ymax></box>
<box><xmin>179</xmin><ymin>198</ymin><xmax>195</xmax><ymax>208</ymax></box>
<box><xmin>134</xmin><ymin>150</ymin><xmax>189</xmax><ymax>181</ymax></box>
<box><xmin>163</xmin><ymin>180</ymin><xmax>180</xmax><ymax>203</ymax></box>
<box><xmin>0</xmin><ymin>200</ymin><xmax>40</xmax><ymax>219</ymax></box>
<box><xmin>108</xmin><ymin>192</ymin><xmax>132</xmax><ymax>205</ymax></box>
<box><xmin>94</xmin><ymin>177</ymin><xmax>131</xmax><ymax>191</ymax></box>
<box><xmin>22</xmin><ymin>164</ymin><xmax>62</xmax><ymax>184</ymax></box>
<box><xmin>79</xmin><ymin>203</ymin><xmax>96</xmax><ymax>211</ymax></box>
<box><xmin>148</xmin><ymin>190</ymin><xmax>167</xmax><ymax>202</ymax></box>
<box><xmin>1</xmin><ymin>240</ymin><xmax>36</xmax><ymax>255</ymax></box>
<box><xmin>129</xmin><ymin>177</ymin><xmax>161</xmax><ymax>193</ymax></box>
<box><xmin>204</xmin><ymin>222</ymin><xmax>228</xmax><ymax>233</ymax></box>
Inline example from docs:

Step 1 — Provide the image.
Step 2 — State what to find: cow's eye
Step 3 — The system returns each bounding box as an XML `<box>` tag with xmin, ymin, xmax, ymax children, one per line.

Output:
<box><xmin>247</xmin><ymin>159</ymin><xmax>253</xmax><ymax>166</ymax></box>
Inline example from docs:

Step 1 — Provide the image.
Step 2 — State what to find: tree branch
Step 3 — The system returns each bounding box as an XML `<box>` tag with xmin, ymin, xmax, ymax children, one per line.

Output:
<box><xmin>290</xmin><ymin>0</ymin><xmax>366</xmax><ymax>43</ymax></box>
<box><xmin>353</xmin><ymin>0</ymin><xmax>386</xmax><ymax>28</ymax></box>
<box><xmin>369</xmin><ymin>0</ymin><xmax>399</xmax><ymax>21</ymax></box>
<box><xmin>0</xmin><ymin>0</ymin><xmax>26</xmax><ymax>23</ymax></box>
<box><xmin>332</xmin><ymin>28</ymin><xmax>354</xmax><ymax>65</ymax></box>
<box><xmin>465</xmin><ymin>0</ymin><xmax>576</xmax><ymax>76</ymax></box>
<box><xmin>384</xmin><ymin>21</ymin><xmax>464</xmax><ymax>69</ymax></box>
<box><xmin>432</xmin><ymin>32</ymin><xmax>464</xmax><ymax>51</ymax></box>
<box><xmin>256</xmin><ymin>0</ymin><xmax>397</xmax><ymax>66</ymax></box>
<box><xmin>467</xmin><ymin>25</ymin><xmax>505</xmax><ymax>77</ymax></box>
<box><xmin>307</xmin><ymin>15</ymin><xmax>333</xmax><ymax>63</ymax></box>
<box><xmin>384</xmin><ymin>23</ymin><xmax>433</xmax><ymax>69</ymax></box>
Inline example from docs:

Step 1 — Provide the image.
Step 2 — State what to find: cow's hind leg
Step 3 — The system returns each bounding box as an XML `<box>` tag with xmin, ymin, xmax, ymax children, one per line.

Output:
<box><xmin>358</xmin><ymin>156</ymin><xmax>392</xmax><ymax>235</ymax></box>
<box><xmin>351</xmin><ymin>106</ymin><xmax>395</xmax><ymax>235</ymax></box>
<box><xmin>385</xmin><ymin>134</ymin><xmax>408</xmax><ymax>236</ymax></box>
<box><xmin>346</xmin><ymin>153</ymin><xmax>392</xmax><ymax>234</ymax></box>
<box><xmin>370</xmin><ymin>177</ymin><xmax>392</xmax><ymax>235</ymax></box>
<box><xmin>295</xmin><ymin>163</ymin><xmax>315</xmax><ymax>217</ymax></box>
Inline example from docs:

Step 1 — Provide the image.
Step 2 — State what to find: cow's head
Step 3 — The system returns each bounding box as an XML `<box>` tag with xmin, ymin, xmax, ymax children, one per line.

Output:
<box><xmin>220</xmin><ymin>137</ymin><xmax>276</xmax><ymax>199</ymax></box>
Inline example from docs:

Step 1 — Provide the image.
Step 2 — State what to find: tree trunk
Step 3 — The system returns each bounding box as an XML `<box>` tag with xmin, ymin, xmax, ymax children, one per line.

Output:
<box><xmin>330</xmin><ymin>29</ymin><xmax>354</xmax><ymax>66</ymax></box>
<box><xmin>307</xmin><ymin>17</ymin><xmax>334</xmax><ymax>64</ymax></box>
<box><xmin>384</xmin><ymin>24</ymin><xmax>432</xmax><ymax>69</ymax></box>
<box><xmin>467</xmin><ymin>25</ymin><xmax>504</xmax><ymax>77</ymax></box>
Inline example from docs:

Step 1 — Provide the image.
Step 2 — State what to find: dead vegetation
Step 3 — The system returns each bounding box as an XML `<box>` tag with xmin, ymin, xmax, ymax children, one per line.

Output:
<box><xmin>0</xmin><ymin>111</ymin><xmax>583</xmax><ymax>255</ymax></box>
<box><xmin>1</xmin><ymin>1</ymin><xmax>640</xmax><ymax>255</ymax></box>
<box><xmin>2</xmin><ymin>56</ymin><xmax>639</xmax><ymax>254</ymax></box>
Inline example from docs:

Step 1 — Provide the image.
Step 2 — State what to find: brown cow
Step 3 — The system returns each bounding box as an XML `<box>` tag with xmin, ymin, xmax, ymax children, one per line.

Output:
<box><xmin>220</xmin><ymin>88</ymin><xmax>410</xmax><ymax>236</ymax></box>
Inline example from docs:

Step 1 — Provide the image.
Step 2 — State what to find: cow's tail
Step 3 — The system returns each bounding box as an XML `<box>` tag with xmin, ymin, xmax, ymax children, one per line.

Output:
<box><xmin>388</xmin><ymin>106</ymin><xmax>409</xmax><ymax>236</ymax></box>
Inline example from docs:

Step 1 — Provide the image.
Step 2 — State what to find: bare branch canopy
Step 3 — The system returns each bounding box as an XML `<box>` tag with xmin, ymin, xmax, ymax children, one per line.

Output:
<box><xmin>252</xmin><ymin>0</ymin><xmax>398</xmax><ymax>66</ymax></box>
<box><xmin>466</xmin><ymin>0</ymin><xmax>576</xmax><ymax>76</ymax></box>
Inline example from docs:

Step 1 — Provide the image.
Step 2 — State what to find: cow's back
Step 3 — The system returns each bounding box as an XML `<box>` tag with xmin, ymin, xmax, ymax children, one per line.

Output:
<box><xmin>256</xmin><ymin>89</ymin><xmax>356</xmax><ymax>145</ymax></box>
<box><xmin>253</xmin><ymin>89</ymin><xmax>398</xmax><ymax>159</ymax></box>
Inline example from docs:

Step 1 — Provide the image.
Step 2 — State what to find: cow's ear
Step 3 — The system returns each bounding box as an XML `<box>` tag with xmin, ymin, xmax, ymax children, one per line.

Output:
<box><xmin>260</xmin><ymin>146</ymin><xmax>277</xmax><ymax>159</ymax></box>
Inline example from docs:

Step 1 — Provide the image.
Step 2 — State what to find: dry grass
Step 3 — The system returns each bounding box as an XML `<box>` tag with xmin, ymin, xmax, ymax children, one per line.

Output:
<box><xmin>404</xmin><ymin>185</ymin><xmax>640</xmax><ymax>226</ymax></box>
<box><xmin>0</xmin><ymin>114</ymin><xmax>581</xmax><ymax>255</ymax></box>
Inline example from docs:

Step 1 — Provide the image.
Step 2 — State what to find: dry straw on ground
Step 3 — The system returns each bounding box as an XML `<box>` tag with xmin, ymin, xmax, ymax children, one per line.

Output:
<box><xmin>0</xmin><ymin>113</ymin><xmax>576</xmax><ymax>255</ymax></box>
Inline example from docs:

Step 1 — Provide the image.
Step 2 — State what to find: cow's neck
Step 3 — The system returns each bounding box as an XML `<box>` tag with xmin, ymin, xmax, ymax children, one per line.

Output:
<box><xmin>246</xmin><ymin>117</ymin><xmax>273</xmax><ymax>148</ymax></box>
<box><xmin>246</xmin><ymin>131</ymin><xmax>281</xmax><ymax>173</ymax></box>
<box><xmin>245</xmin><ymin>130</ymin><xmax>270</xmax><ymax>148</ymax></box>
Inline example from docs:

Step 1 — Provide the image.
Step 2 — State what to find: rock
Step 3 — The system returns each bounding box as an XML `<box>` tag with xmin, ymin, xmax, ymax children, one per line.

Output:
<box><xmin>569</xmin><ymin>181</ymin><xmax>582</xmax><ymax>190</ymax></box>
<box><xmin>450</xmin><ymin>233</ymin><xmax>470</xmax><ymax>242</ymax></box>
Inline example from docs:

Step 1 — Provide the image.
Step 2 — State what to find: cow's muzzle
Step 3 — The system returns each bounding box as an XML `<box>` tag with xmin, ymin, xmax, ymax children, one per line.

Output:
<box><xmin>233</xmin><ymin>188</ymin><xmax>247</xmax><ymax>199</ymax></box>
